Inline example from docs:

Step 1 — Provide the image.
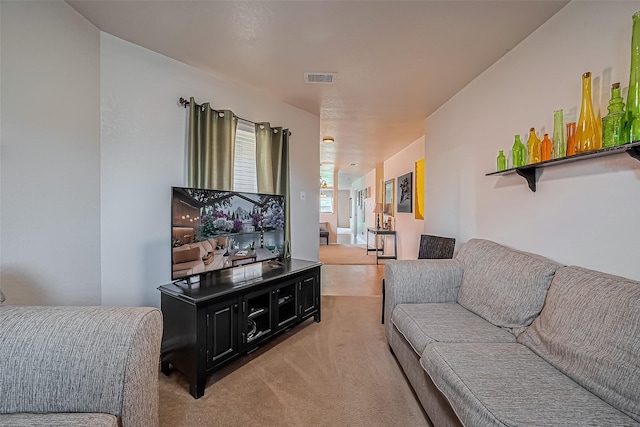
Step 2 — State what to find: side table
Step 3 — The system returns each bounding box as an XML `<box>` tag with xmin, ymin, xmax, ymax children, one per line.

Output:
<box><xmin>366</xmin><ymin>228</ymin><xmax>397</xmax><ymax>264</ymax></box>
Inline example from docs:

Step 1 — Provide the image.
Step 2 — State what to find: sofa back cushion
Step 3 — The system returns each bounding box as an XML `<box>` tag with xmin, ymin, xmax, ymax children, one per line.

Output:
<box><xmin>456</xmin><ymin>239</ymin><xmax>562</xmax><ymax>335</ymax></box>
<box><xmin>173</xmin><ymin>246</ymin><xmax>201</xmax><ymax>264</ymax></box>
<box><xmin>517</xmin><ymin>266</ymin><xmax>640</xmax><ymax>422</ymax></box>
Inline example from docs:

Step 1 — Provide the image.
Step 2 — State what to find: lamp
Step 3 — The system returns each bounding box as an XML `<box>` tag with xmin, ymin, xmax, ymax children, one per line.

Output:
<box><xmin>373</xmin><ymin>203</ymin><xmax>384</xmax><ymax>229</ymax></box>
<box><xmin>323</xmin><ymin>137</ymin><xmax>334</xmax><ymax>144</ymax></box>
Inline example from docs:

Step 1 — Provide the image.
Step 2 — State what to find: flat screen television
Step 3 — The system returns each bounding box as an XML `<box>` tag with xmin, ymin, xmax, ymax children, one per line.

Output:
<box><xmin>171</xmin><ymin>186</ymin><xmax>285</xmax><ymax>280</ymax></box>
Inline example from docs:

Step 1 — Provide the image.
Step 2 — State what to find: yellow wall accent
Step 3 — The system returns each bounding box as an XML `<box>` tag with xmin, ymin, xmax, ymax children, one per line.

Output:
<box><xmin>415</xmin><ymin>158</ymin><xmax>425</xmax><ymax>220</ymax></box>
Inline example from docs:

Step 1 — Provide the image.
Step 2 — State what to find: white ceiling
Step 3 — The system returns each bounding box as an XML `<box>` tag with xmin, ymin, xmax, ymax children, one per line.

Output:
<box><xmin>67</xmin><ymin>0</ymin><xmax>568</xmax><ymax>185</ymax></box>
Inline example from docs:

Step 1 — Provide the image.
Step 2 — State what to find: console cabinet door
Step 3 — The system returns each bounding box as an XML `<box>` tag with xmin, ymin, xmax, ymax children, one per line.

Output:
<box><xmin>298</xmin><ymin>272</ymin><xmax>319</xmax><ymax>319</ymax></box>
<box><xmin>273</xmin><ymin>280</ymin><xmax>298</xmax><ymax>331</ymax></box>
<box><xmin>206</xmin><ymin>298</ymin><xmax>239</xmax><ymax>368</ymax></box>
<box><xmin>242</xmin><ymin>287</ymin><xmax>274</xmax><ymax>349</ymax></box>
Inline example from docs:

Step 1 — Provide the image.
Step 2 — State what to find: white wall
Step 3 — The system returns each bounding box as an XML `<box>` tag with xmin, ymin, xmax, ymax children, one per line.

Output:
<box><xmin>425</xmin><ymin>1</ymin><xmax>640</xmax><ymax>280</ymax></box>
<box><xmin>385</xmin><ymin>136</ymin><xmax>425</xmax><ymax>259</ymax></box>
<box><xmin>337</xmin><ymin>190</ymin><xmax>351</xmax><ymax>227</ymax></box>
<box><xmin>100</xmin><ymin>34</ymin><xmax>320</xmax><ymax>306</ymax></box>
<box><xmin>0</xmin><ymin>1</ymin><xmax>320</xmax><ymax>308</ymax></box>
<box><xmin>0</xmin><ymin>1</ymin><xmax>101</xmax><ymax>305</ymax></box>
<box><xmin>351</xmin><ymin>171</ymin><xmax>376</xmax><ymax>244</ymax></box>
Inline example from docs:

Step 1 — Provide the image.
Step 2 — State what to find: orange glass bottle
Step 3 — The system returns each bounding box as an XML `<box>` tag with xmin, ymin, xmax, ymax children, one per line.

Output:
<box><xmin>541</xmin><ymin>134</ymin><xmax>552</xmax><ymax>161</ymax></box>
<box><xmin>566</xmin><ymin>122</ymin><xmax>577</xmax><ymax>156</ymax></box>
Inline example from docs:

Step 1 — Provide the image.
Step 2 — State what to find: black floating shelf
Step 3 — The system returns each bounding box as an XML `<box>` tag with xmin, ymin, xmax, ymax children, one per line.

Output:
<box><xmin>486</xmin><ymin>140</ymin><xmax>640</xmax><ymax>192</ymax></box>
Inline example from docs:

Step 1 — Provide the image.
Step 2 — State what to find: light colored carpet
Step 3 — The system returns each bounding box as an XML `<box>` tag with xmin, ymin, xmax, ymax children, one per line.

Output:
<box><xmin>158</xmin><ymin>295</ymin><xmax>430</xmax><ymax>426</ymax></box>
<box><xmin>319</xmin><ymin>244</ymin><xmax>379</xmax><ymax>265</ymax></box>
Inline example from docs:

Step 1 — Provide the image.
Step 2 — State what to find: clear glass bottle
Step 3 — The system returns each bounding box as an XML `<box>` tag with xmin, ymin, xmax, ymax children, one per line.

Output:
<box><xmin>566</xmin><ymin>122</ymin><xmax>577</xmax><ymax>156</ymax></box>
<box><xmin>527</xmin><ymin>128</ymin><xmax>541</xmax><ymax>164</ymax></box>
<box><xmin>541</xmin><ymin>134</ymin><xmax>552</xmax><ymax>161</ymax></box>
<box><xmin>575</xmin><ymin>72</ymin><xmax>601</xmax><ymax>152</ymax></box>
<box><xmin>602</xmin><ymin>82</ymin><xmax>626</xmax><ymax>148</ymax></box>
<box><xmin>625</xmin><ymin>11</ymin><xmax>640</xmax><ymax>143</ymax></box>
<box><xmin>511</xmin><ymin>135</ymin><xmax>526</xmax><ymax>167</ymax></box>
<box><xmin>497</xmin><ymin>150</ymin><xmax>506</xmax><ymax>171</ymax></box>
<box><xmin>552</xmin><ymin>110</ymin><xmax>565</xmax><ymax>159</ymax></box>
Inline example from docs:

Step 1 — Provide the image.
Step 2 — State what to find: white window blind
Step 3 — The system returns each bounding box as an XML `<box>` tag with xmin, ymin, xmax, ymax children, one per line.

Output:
<box><xmin>233</xmin><ymin>120</ymin><xmax>257</xmax><ymax>193</ymax></box>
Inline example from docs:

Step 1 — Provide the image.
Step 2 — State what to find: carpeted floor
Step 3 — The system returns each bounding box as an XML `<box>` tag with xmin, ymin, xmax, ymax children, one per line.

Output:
<box><xmin>158</xmin><ymin>294</ymin><xmax>430</xmax><ymax>426</ymax></box>
<box><xmin>319</xmin><ymin>244</ymin><xmax>380</xmax><ymax>265</ymax></box>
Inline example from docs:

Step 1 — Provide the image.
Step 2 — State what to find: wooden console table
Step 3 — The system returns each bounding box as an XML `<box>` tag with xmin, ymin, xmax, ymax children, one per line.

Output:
<box><xmin>366</xmin><ymin>228</ymin><xmax>397</xmax><ymax>264</ymax></box>
<box><xmin>158</xmin><ymin>258</ymin><xmax>321</xmax><ymax>398</ymax></box>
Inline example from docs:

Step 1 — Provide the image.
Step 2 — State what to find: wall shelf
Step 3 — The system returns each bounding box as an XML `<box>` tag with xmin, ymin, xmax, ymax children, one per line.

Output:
<box><xmin>486</xmin><ymin>140</ymin><xmax>640</xmax><ymax>192</ymax></box>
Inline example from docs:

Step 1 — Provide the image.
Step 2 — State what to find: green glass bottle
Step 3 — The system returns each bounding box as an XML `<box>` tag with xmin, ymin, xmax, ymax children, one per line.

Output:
<box><xmin>625</xmin><ymin>11</ymin><xmax>640</xmax><ymax>143</ymax></box>
<box><xmin>552</xmin><ymin>110</ymin><xmax>565</xmax><ymax>159</ymax></box>
<box><xmin>602</xmin><ymin>82</ymin><xmax>626</xmax><ymax>148</ymax></box>
<box><xmin>497</xmin><ymin>150</ymin><xmax>506</xmax><ymax>171</ymax></box>
<box><xmin>527</xmin><ymin>128</ymin><xmax>541</xmax><ymax>164</ymax></box>
<box><xmin>512</xmin><ymin>135</ymin><xmax>526</xmax><ymax>167</ymax></box>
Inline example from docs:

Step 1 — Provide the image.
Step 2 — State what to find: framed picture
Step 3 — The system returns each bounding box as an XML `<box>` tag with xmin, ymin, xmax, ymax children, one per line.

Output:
<box><xmin>397</xmin><ymin>172</ymin><xmax>413</xmax><ymax>213</ymax></box>
<box><xmin>384</xmin><ymin>179</ymin><xmax>394</xmax><ymax>215</ymax></box>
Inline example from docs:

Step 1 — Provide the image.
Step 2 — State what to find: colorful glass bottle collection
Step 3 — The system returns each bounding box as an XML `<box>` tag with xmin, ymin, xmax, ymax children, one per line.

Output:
<box><xmin>495</xmin><ymin>10</ymin><xmax>640</xmax><ymax>172</ymax></box>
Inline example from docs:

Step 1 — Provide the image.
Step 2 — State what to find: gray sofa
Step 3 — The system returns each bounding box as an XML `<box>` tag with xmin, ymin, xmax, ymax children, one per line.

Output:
<box><xmin>0</xmin><ymin>305</ymin><xmax>163</xmax><ymax>427</ymax></box>
<box><xmin>385</xmin><ymin>238</ymin><xmax>640</xmax><ymax>426</ymax></box>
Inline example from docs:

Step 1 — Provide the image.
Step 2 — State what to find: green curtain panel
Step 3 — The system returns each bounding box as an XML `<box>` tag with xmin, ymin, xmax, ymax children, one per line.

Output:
<box><xmin>256</xmin><ymin>123</ymin><xmax>291</xmax><ymax>258</ymax></box>
<box><xmin>187</xmin><ymin>97</ymin><xmax>238</xmax><ymax>190</ymax></box>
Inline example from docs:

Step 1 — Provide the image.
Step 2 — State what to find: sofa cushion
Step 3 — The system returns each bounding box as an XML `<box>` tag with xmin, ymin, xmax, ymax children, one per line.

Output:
<box><xmin>199</xmin><ymin>239</ymin><xmax>214</xmax><ymax>253</ymax></box>
<box><xmin>421</xmin><ymin>342</ymin><xmax>638</xmax><ymax>426</ymax></box>
<box><xmin>456</xmin><ymin>239</ymin><xmax>562</xmax><ymax>335</ymax></box>
<box><xmin>391</xmin><ymin>303</ymin><xmax>515</xmax><ymax>355</ymax></box>
<box><xmin>0</xmin><ymin>413</ymin><xmax>118</xmax><ymax>427</ymax></box>
<box><xmin>188</xmin><ymin>242</ymin><xmax>208</xmax><ymax>258</ymax></box>
<box><xmin>517</xmin><ymin>266</ymin><xmax>640</xmax><ymax>423</ymax></box>
<box><xmin>173</xmin><ymin>247</ymin><xmax>201</xmax><ymax>264</ymax></box>
<box><xmin>172</xmin><ymin>260</ymin><xmax>205</xmax><ymax>275</ymax></box>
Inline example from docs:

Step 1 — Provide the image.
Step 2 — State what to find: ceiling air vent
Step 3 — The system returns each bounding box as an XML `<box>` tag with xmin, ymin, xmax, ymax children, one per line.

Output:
<box><xmin>304</xmin><ymin>72</ymin><xmax>337</xmax><ymax>84</ymax></box>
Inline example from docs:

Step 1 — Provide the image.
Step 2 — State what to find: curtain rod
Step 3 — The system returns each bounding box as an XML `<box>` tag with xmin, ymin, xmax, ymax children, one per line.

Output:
<box><xmin>179</xmin><ymin>97</ymin><xmax>291</xmax><ymax>135</ymax></box>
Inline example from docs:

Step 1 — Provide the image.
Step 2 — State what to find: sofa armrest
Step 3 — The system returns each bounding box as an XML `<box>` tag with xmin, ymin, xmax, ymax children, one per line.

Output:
<box><xmin>384</xmin><ymin>259</ymin><xmax>464</xmax><ymax>342</ymax></box>
<box><xmin>0</xmin><ymin>306</ymin><xmax>162</xmax><ymax>427</ymax></box>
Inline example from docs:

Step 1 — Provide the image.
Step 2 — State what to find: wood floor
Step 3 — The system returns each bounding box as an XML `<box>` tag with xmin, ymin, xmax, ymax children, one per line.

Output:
<box><xmin>321</xmin><ymin>264</ymin><xmax>384</xmax><ymax>296</ymax></box>
<box><xmin>320</xmin><ymin>228</ymin><xmax>386</xmax><ymax>296</ymax></box>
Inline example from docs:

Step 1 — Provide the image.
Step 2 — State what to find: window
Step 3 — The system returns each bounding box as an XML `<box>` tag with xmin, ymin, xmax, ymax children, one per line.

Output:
<box><xmin>233</xmin><ymin>120</ymin><xmax>257</xmax><ymax>192</ymax></box>
<box><xmin>320</xmin><ymin>190</ymin><xmax>333</xmax><ymax>213</ymax></box>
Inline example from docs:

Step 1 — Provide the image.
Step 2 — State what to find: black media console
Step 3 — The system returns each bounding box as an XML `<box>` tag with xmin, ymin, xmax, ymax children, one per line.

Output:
<box><xmin>158</xmin><ymin>258</ymin><xmax>321</xmax><ymax>398</ymax></box>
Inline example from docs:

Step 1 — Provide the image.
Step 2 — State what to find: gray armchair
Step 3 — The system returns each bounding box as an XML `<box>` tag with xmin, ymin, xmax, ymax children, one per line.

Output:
<box><xmin>0</xmin><ymin>305</ymin><xmax>163</xmax><ymax>427</ymax></box>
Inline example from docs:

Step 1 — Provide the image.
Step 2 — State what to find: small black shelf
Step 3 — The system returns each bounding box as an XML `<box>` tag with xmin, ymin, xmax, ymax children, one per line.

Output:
<box><xmin>486</xmin><ymin>140</ymin><xmax>640</xmax><ymax>192</ymax></box>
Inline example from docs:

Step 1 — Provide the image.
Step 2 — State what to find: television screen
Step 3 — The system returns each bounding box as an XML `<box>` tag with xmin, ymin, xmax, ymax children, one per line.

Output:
<box><xmin>171</xmin><ymin>187</ymin><xmax>285</xmax><ymax>280</ymax></box>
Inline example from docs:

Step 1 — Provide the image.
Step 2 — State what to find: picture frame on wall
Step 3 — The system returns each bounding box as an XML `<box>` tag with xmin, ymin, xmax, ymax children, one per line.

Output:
<box><xmin>397</xmin><ymin>172</ymin><xmax>413</xmax><ymax>213</ymax></box>
<box><xmin>384</xmin><ymin>179</ymin><xmax>394</xmax><ymax>215</ymax></box>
